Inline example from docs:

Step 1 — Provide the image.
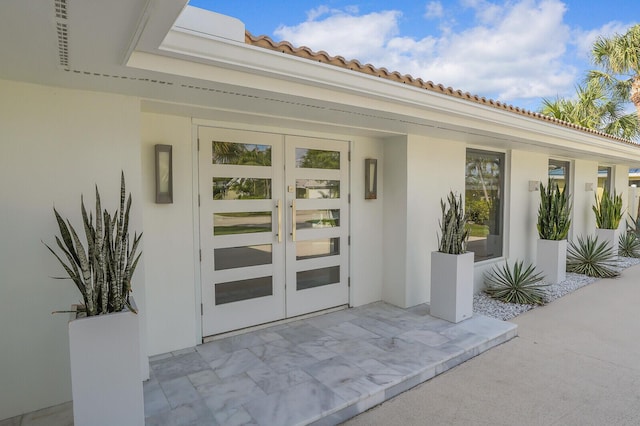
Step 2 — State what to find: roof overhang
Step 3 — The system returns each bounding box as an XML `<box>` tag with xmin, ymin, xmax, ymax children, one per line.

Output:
<box><xmin>1</xmin><ymin>1</ymin><xmax>639</xmax><ymax>166</ymax></box>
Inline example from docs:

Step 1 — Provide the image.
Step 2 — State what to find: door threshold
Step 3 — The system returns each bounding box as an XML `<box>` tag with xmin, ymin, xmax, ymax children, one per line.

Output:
<box><xmin>202</xmin><ymin>304</ymin><xmax>350</xmax><ymax>343</ymax></box>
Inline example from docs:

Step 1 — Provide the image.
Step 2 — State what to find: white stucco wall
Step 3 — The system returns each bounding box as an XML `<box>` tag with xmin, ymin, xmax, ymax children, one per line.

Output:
<box><xmin>382</xmin><ymin>134</ymin><xmax>465</xmax><ymax>308</ymax></box>
<box><xmin>350</xmin><ymin>136</ymin><xmax>385</xmax><ymax>307</ymax></box>
<box><xmin>508</xmin><ymin>150</ymin><xmax>548</xmax><ymax>263</ymax></box>
<box><xmin>382</xmin><ymin>136</ymin><xmax>408</xmax><ymax>307</ymax></box>
<box><xmin>141</xmin><ymin>113</ymin><xmax>199</xmax><ymax>355</ymax></box>
<box><xmin>407</xmin><ymin>134</ymin><xmax>466</xmax><ymax>306</ymax></box>
<box><xmin>0</xmin><ymin>80</ymin><xmax>144</xmax><ymax>420</ymax></box>
<box><xmin>573</xmin><ymin>159</ymin><xmax>598</xmax><ymax>238</ymax></box>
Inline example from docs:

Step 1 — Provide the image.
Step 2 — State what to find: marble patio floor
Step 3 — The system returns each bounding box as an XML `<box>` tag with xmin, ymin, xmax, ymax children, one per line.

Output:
<box><xmin>3</xmin><ymin>302</ymin><xmax>517</xmax><ymax>426</ymax></box>
<box><xmin>147</xmin><ymin>301</ymin><xmax>517</xmax><ymax>425</ymax></box>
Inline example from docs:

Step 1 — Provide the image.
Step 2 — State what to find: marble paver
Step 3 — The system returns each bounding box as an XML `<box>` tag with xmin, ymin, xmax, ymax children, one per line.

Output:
<box><xmin>146</xmin><ymin>302</ymin><xmax>516</xmax><ymax>425</ymax></box>
<box><xmin>5</xmin><ymin>301</ymin><xmax>516</xmax><ymax>426</ymax></box>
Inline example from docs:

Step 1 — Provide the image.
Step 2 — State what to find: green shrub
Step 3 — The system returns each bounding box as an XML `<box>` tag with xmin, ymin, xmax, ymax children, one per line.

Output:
<box><xmin>437</xmin><ymin>191</ymin><xmax>469</xmax><ymax>254</ymax></box>
<box><xmin>466</xmin><ymin>199</ymin><xmax>490</xmax><ymax>223</ymax></box>
<box><xmin>619</xmin><ymin>232</ymin><xmax>640</xmax><ymax>258</ymax></box>
<box><xmin>484</xmin><ymin>260</ymin><xmax>548</xmax><ymax>305</ymax></box>
<box><xmin>593</xmin><ymin>189</ymin><xmax>623</xmax><ymax>230</ymax></box>
<box><xmin>566</xmin><ymin>235</ymin><xmax>619</xmax><ymax>278</ymax></box>
<box><xmin>537</xmin><ymin>180</ymin><xmax>571</xmax><ymax>240</ymax></box>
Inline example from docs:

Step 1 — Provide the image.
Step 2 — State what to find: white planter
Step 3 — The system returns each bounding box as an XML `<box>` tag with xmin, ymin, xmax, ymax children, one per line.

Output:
<box><xmin>595</xmin><ymin>228</ymin><xmax>619</xmax><ymax>257</ymax></box>
<box><xmin>68</xmin><ymin>300</ymin><xmax>144</xmax><ymax>426</ymax></box>
<box><xmin>430</xmin><ymin>251</ymin><xmax>474</xmax><ymax>323</ymax></box>
<box><xmin>536</xmin><ymin>239</ymin><xmax>567</xmax><ymax>284</ymax></box>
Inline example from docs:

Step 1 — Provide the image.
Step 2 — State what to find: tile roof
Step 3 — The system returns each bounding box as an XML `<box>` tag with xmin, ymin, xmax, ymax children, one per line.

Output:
<box><xmin>245</xmin><ymin>31</ymin><xmax>636</xmax><ymax>146</ymax></box>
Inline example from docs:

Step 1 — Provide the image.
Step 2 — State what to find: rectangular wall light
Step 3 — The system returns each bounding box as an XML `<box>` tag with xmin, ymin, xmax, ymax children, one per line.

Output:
<box><xmin>365</xmin><ymin>158</ymin><xmax>377</xmax><ymax>200</ymax></box>
<box><xmin>155</xmin><ymin>144</ymin><xmax>173</xmax><ymax>204</ymax></box>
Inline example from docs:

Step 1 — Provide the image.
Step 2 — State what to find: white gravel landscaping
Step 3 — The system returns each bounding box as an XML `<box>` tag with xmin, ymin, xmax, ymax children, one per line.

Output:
<box><xmin>474</xmin><ymin>256</ymin><xmax>640</xmax><ymax>321</ymax></box>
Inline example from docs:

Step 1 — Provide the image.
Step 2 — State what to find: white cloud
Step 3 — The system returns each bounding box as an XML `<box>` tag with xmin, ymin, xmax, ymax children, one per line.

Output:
<box><xmin>274</xmin><ymin>9</ymin><xmax>401</xmax><ymax>60</ymax></box>
<box><xmin>425</xmin><ymin>1</ymin><xmax>444</xmax><ymax>19</ymax></box>
<box><xmin>306</xmin><ymin>6</ymin><xmax>330</xmax><ymax>21</ymax></box>
<box><xmin>272</xmin><ymin>1</ymin><xmax>607</xmax><ymax>106</ymax></box>
<box><xmin>573</xmin><ymin>21</ymin><xmax>632</xmax><ymax>60</ymax></box>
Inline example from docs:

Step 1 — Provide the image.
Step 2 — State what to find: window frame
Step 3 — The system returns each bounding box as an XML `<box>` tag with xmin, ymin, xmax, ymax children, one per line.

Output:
<box><xmin>598</xmin><ymin>165</ymin><xmax>613</xmax><ymax>194</ymax></box>
<box><xmin>465</xmin><ymin>148</ymin><xmax>506</xmax><ymax>263</ymax></box>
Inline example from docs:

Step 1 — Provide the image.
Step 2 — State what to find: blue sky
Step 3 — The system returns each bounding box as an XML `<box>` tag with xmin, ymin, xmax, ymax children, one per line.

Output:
<box><xmin>188</xmin><ymin>0</ymin><xmax>638</xmax><ymax>111</ymax></box>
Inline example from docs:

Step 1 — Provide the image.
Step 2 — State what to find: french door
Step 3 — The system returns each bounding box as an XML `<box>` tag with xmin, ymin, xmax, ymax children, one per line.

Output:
<box><xmin>198</xmin><ymin>127</ymin><xmax>349</xmax><ymax>336</ymax></box>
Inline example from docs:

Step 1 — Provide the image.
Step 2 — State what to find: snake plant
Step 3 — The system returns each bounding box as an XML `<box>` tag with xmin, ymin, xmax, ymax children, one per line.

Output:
<box><xmin>437</xmin><ymin>191</ymin><xmax>469</xmax><ymax>254</ymax></box>
<box><xmin>537</xmin><ymin>180</ymin><xmax>572</xmax><ymax>240</ymax></box>
<box><xmin>593</xmin><ymin>189</ymin><xmax>623</xmax><ymax>230</ymax></box>
<box><xmin>44</xmin><ymin>172</ymin><xmax>142</xmax><ymax>316</ymax></box>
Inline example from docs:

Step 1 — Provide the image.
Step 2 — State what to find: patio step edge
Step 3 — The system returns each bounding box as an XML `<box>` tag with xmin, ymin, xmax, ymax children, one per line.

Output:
<box><xmin>308</xmin><ymin>321</ymin><xmax>518</xmax><ymax>426</ymax></box>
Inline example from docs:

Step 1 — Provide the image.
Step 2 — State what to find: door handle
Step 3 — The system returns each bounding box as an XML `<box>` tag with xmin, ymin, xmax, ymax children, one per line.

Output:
<box><xmin>276</xmin><ymin>199</ymin><xmax>282</xmax><ymax>243</ymax></box>
<box><xmin>291</xmin><ymin>199</ymin><xmax>296</xmax><ymax>242</ymax></box>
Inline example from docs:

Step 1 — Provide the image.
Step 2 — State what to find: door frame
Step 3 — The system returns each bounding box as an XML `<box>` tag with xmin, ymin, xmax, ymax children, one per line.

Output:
<box><xmin>191</xmin><ymin>120</ymin><xmax>352</xmax><ymax>341</ymax></box>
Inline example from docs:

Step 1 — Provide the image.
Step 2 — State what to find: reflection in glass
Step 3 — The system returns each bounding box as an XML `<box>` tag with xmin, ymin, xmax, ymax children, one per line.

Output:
<box><xmin>297</xmin><ymin>266</ymin><xmax>340</xmax><ymax>291</ymax></box>
<box><xmin>296</xmin><ymin>238</ymin><xmax>340</xmax><ymax>260</ymax></box>
<box><xmin>296</xmin><ymin>209</ymin><xmax>339</xmax><ymax>229</ymax></box>
<box><xmin>215</xmin><ymin>244</ymin><xmax>272</xmax><ymax>270</ymax></box>
<box><xmin>214</xmin><ymin>212</ymin><xmax>271</xmax><ymax>236</ymax></box>
<box><xmin>548</xmin><ymin>160</ymin><xmax>570</xmax><ymax>191</ymax></box>
<box><xmin>597</xmin><ymin>166</ymin><xmax>612</xmax><ymax>195</ymax></box>
<box><xmin>295</xmin><ymin>148</ymin><xmax>340</xmax><ymax>169</ymax></box>
<box><xmin>215</xmin><ymin>276</ymin><xmax>272</xmax><ymax>305</ymax></box>
<box><xmin>213</xmin><ymin>177</ymin><xmax>271</xmax><ymax>200</ymax></box>
<box><xmin>296</xmin><ymin>179</ymin><xmax>340</xmax><ymax>199</ymax></box>
<box><xmin>212</xmin><ymin>141</ymin><xmax>271</xmax><ymax>166</ymax></box>
<box><xmin>465</xmin><ymin>149</ymin><xmax>504</xmax><ymax>262</ymax></box>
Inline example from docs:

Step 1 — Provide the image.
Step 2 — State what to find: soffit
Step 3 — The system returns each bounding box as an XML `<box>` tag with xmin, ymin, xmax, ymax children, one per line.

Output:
<box><xmin>0</xmin><ymin>1</ymin><xmax>639</xmax><ymax>166</ymax></box>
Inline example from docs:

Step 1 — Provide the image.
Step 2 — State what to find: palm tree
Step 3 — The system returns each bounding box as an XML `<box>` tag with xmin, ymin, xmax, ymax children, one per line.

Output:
<box><xmin>541</xmin><ymin>79</ymin><xmax>640</xmax><ymax>140</ymax></box>
<box><xmin>589</xmin><ymin>25</ymin><xmax>640</xmax><ymax>122</ymax></box>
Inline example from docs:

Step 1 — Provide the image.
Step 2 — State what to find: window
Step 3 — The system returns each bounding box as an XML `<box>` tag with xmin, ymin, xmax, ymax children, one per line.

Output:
<box><xmin>548</xmin><ymin>160</ymin><xmax>570</xmax><ymax>191</ymax></box>
<box><xmin>465</xmin><ymin>149</ymin><xmax>505</xmax><ymax>262</ymax></box>
<box><xmin>598</xmin><ymin>166</ymin><xmax>612</xmax><ymax>196</ymax></box>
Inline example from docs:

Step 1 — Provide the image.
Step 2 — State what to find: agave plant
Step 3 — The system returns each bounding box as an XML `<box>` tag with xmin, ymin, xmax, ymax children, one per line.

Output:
<box><xmin>484</xmin><ymin>260</ymin><xmax>548</xmax><ymax>305</ymax></box>
<box><xmin>566</xmin><ymin>235</ymin><xmax>619</xmax><ymax>278</ymax></box>
<box><xmin>44</xmin><ymin>172</ymin><xmax>142</xmax><ymax>316</ymax></box>
<box><xmin>593</xmin><ymin>188</ymin><xmax>623</xmax><ymax>230</ymax></box>
<box><xmin>626</xmin><ymin>213</ymin><xmax>640</xmax><ymax>237</ymax></box>
<box><xmin>619</xmin><ymin>232</ymin><xmax>640</xmax><ymax>258</ymax></box>
<box><xmin>437</xmin><ymin>191</ymin><xmax>469</xmax><ymax>254</ymax></box>
<box><xmin>537</xmin><ymin>180</ymin><xmax>572</xmax><ymax>240</ymax></box>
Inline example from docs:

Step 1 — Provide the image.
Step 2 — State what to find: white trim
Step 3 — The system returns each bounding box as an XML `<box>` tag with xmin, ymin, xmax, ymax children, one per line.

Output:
<box><xmin>191</xmin><ymin>121</ymin><xmax>203</xmax><ymax>343</ymax></box>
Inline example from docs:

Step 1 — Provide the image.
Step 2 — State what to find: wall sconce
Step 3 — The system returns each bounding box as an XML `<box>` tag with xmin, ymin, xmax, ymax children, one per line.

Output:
<box><xmin>155</xmin><ymin>144</ymin><xmax>173</xmax><ymax>203</ymax></box>
<box><xmin>528</xmin><ymin>180</ymin><xmax>540</xmax><ymax>192</ymax></box>
<box><xmin>585</xmin><ymin>182</ymin><xmax>594</xmax><ymax>192</ymax></box>
<box><xmin>365</xmin><ymin>158</ymin><xmax>377</xmax><ymax>200</ymax></box>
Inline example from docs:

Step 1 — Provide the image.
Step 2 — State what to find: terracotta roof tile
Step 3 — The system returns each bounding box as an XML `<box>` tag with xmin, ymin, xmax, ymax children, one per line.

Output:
<box><xmin>245</xmin><ymin>31</ymin><xmax>636</xmax><ymax>146</ymax></box>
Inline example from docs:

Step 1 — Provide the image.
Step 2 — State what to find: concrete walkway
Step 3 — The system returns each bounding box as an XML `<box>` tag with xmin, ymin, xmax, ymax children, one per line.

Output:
<box><xmin>344</xmin><ymin>263</ymin><xmax>640</xmax><ymax>426</ymax></box>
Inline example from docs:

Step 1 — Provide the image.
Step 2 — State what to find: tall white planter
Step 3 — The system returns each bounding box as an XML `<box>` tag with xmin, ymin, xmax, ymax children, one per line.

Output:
<box><xmin>430</xmin><ymin>251</ymin><xmax>474</xmax><ymax>323</ymax></box>
<box><xmin>536</xmin><ymin>239</ymin><xmax>567</xmax><ymax>284</ymax></box>
<box><xmin>69</xmin><ymin>300</ymin><xmax>144</xmax><ymax>426</ymax></box>
<box><xmin>595</xmin><ymin>228</ymin><xmax>619</xmax><ymax>257</ymax></box>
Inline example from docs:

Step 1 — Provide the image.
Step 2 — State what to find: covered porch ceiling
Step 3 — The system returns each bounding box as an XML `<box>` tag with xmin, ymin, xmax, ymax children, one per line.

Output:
<box><xmin>1</xmin><ymin>0</ymin><xmax>639</xmax><ymax>166</ymax></box>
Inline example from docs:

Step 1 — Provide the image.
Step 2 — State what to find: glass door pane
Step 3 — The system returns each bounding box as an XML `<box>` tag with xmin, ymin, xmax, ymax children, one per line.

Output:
<box><xmin>199</xmin><ymin>127</ymin><xmax>285</xmax><ymax>336</ymax></box>
<box><xmin>285</xmin><ymin>136</ymin><xmax>349</xmax><ymax>317</ymax></box>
